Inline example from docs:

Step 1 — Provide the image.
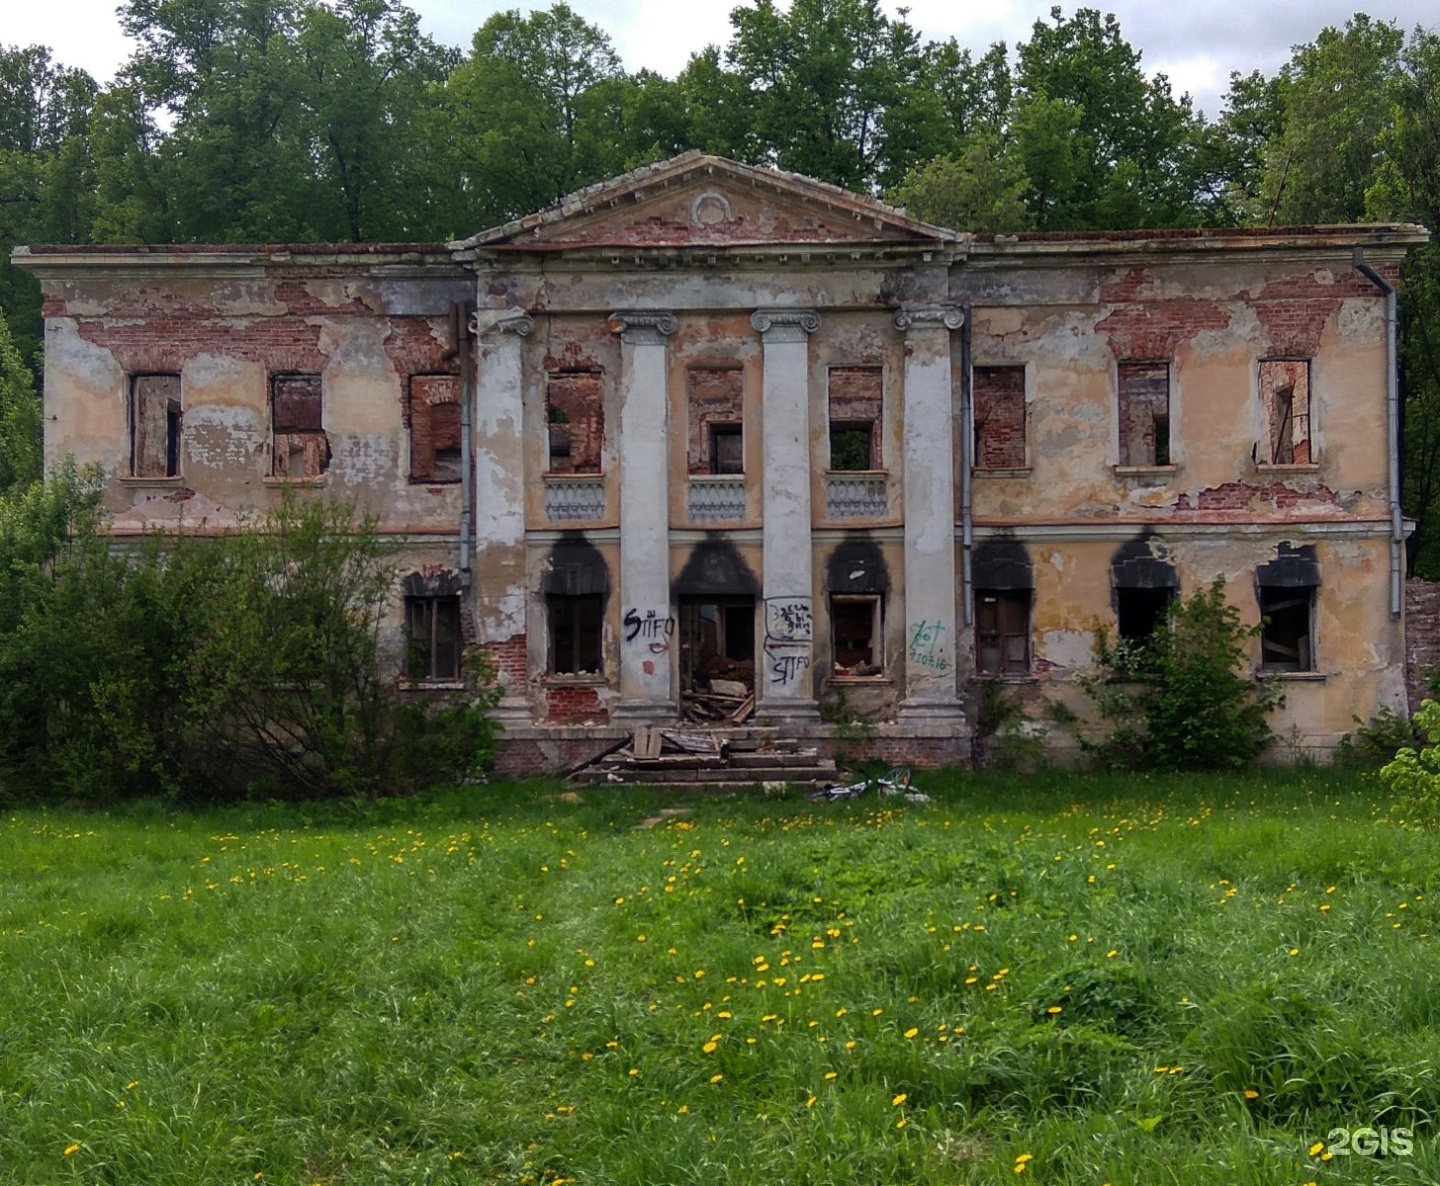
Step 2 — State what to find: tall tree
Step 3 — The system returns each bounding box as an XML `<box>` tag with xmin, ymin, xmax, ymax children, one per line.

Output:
<box><xmin>0</xmin><ymin>310</ymin><xmax>40</xmax><ymax>494</ymax></box>
<box><xmin>1015</xmin><ymin>6</ymin><xmax>1209</xmax><ymax>228</ymax></box>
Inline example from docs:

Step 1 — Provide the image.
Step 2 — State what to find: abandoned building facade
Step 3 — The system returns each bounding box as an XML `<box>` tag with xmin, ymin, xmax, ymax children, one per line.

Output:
<box><xmin>13</xmin><ymin>153</ymin><xmax>1429</xmax><ymax>770</ymax></box>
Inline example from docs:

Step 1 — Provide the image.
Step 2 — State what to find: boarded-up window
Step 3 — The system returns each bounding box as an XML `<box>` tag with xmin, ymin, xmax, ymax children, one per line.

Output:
<box><xmin>828</xmin><ymin>366</ymin><xmax>881</xmax><ymax>470</ymax></box>
<box><xmin>973</xmin><ymin>366</ymin><xmax>1026</xmax><ymax>469</ymax></box>
<box><xmin>1117</xmin><ymin>361</ymin><xmax>1170</xmax><ymax>467</ymax></box>
<box><xmin>130</xmin><ymin>374</ymin><xmax>181</xmax><ymax>478</ymax></box>
<box><xmin>547</xmin><ymin>371</ymin><xmax>603</xmax><ymax>474</ymax></box>
<box><xmin>831</xmin><ymin>594</ymin><xmax>882</xmax><ymax>675</ymax></box>
<box><xmin>410</xmin><ymin>374</ymin><xmax>462</xmax><ymax>483</ymax></box>
<box><xmin>687</xmin><ymin>368</ymin><xmax>745</xmax><ymax>475</ymax></box>
<box><xmin>405</xmin><ymin>596</ymin><xmax>461</xmax><ymax>680</ymax></box>
<box><xmin>1259</xmin><ymin>359</ymin><xmax>1311</xmax><ymax>464</ymax></box>
<box><xmin>975</xmin><ymin>590</ymin><xmax>1030</xmax><ymax>675</ymax></box>
<box><xmin>271</xmin><ymin>373</ymin><xmax>328</xmax><ymax>478</ymax></box>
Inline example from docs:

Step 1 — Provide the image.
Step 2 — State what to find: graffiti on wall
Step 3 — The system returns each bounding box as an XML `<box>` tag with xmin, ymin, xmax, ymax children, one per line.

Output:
<box><xmin>624</xmin><ymin>607</ymin><xmax>675</xmax><ymax>655</ymax></box>
<box><xmin>908</xmin><ymin>620</ymin><xmax>950</xmax><ymax>672</ymax></box>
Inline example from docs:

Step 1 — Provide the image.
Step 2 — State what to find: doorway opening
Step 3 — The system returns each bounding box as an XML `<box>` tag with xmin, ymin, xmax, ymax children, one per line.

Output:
<box><xmin>679</xmin><ymin>596</ymin><xmax>756</xmax><ymax>722</ymax></box>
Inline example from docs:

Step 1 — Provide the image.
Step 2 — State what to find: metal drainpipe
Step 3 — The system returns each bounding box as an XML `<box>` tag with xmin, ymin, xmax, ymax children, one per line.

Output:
<box><xmin>960</xmin><ymin>306</ymin><xmax>974</xmax><ymax>626</ymax></box>
<box><xmin>1353</xmin><ymin>249</ymin><xmax>1402</xmax><ymax>618</ymax></box>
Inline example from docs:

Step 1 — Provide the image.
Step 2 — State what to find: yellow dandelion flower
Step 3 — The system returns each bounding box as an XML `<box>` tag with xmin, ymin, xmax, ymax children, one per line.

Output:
<box><xmin>904</xmin><ymin>1027</ymin><xmax>918</xmax><ymax>1039</ymax></box>
<box><xmin>63</xmin><ymin>1144</ymin><xmax>80</xmax><ymax>1157</ymax></box>
<box><xmin>1015</xmin><ymin>1153</ymin><xmax>1033</xmax><ymax>1164</ymax></box>
<box><xmin>1244</xmin><ymin>1089</ymin><xmax>1259</xmax><ymax>1099</ymax></box>
<box><xmin>892</xmin><ymin>1093</ymin><xmax>907</xmax><ymax>1106</ymax></box>
<box><xmin>629</xmin><ymin>1068</ymin><xmax>639</xmax><ymax>1077</ymax></box>
<box><xmin>1047</xmin><ymin>1006</ymin><xmax>1063</xmax><ymax>1014</ymax></box>
<box><xmin>872</xmin><ymin>1008</ymin><xmax>883</xmax><ymax>1016</ymax></box>
<box><xmin>824</xmin><ymin>1071</ymin><xmax>838</xmax><ymax>1080</ymax></box>
<box><xmin>895</xmin><ymin>1118</ymin><xmax>907</xmax><ymax>1129</ymax></box>
<box><xmin>1308</xmin><ymin>1141</ymin><xmax>1325</xmax><ymax>1156</ymax></box>
<box><xmin>702</xmin><ymin>1041</ymin><xmax>718</xmax><ymax>1054</ymax></box>
<box><xmin>678</xmin><ymin>1104</ymin><xmax>689</xmax><ymax>1114</ymax></box>
<box><xmin>709</xmin><ymin>1074</ymin><xmax>723</xmax><ymax>1084</ymax></box>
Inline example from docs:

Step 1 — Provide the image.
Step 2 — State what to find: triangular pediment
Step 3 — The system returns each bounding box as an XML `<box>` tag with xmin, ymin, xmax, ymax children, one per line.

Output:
<box><xmin>450</xmin><ymin>153</ymin><xmax>955</xmax><ymax>254</ymax></box>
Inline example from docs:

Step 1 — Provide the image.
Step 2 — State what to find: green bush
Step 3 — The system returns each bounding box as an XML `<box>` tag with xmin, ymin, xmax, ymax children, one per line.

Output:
<box><xmin>1380</xmin><ymin>699</ymin><xmax>1440</xmax><ymax>826</ymax></box>
<box><xmin>1077</xmin><ymin>578</ymin><xmax>1283</xmax><ymax>771</ymax></box>
<box><xmin>0</xmin><ymin>475</ymin><xmax>500</xmax><ymax>803</ymax></box>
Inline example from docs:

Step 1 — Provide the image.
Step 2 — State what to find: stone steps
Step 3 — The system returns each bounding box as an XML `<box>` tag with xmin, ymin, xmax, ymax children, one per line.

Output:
<box><xmin>569</xmin><ymin>728</ymin><xmax>836</xmax><ymax>791</ymax></box>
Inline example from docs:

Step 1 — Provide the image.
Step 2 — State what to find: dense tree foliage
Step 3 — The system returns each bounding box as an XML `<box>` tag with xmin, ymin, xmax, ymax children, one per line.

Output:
<box><xmin>0</xmin><ymin>1</ymin><xmax>1436</xmax><ymax>566</ymax></box>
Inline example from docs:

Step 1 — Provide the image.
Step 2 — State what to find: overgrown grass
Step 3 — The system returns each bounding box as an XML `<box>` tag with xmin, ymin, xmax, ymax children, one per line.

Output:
<box><xmin>3</xmin><ymin>771</ymin><xmax>1437</xmax><ymax>1183</ymax></box>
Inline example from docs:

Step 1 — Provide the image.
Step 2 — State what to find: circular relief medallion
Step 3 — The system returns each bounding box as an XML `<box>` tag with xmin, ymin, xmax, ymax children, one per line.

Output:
<box><xmin>690</xmin><ymin>190</ymin><xmax>733</xmax><ymax>227</ymax></box>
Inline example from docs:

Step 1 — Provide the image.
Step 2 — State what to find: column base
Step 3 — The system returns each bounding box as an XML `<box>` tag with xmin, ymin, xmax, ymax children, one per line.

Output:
<box><xmin>897</xmin><ymin>697</ymin><xmax>968</xmax><ymax>729</ymax></box>
<box><xmin>755</xmin><ymin>698</ymin><xmax>822</xmax><ymax>725</ymax></box>
<box><xmin>611</xmin><ymin>698</ymin><xmax>679</xmax><ymax>725</ymax></box>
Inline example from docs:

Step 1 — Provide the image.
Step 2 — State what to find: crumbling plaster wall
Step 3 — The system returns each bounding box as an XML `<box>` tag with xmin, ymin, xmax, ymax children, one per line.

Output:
<box><xmin>38</xmin><ymin>258</ymin><xmax>472</xmax><ymax>537</ymax></box>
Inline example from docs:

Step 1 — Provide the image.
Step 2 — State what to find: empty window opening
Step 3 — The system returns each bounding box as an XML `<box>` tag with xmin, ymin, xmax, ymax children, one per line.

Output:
<box><xmin>710</xmin><ymin>424</ymin><xmax>744</xmax><ymax>475</ymax></box>
<box><xmin>828</xmin><ymin>366</ymin><xmax>882</xmax><ymax>471</ymax></box>
<box><xmin>271</xmin><ymin>373</ymin><xmax>328</xmax><ymax>478</ymax></box>
<box><xmin>831</xmin><ymin>594</ymin><xmax>882</xmax><ymax>676</ymax></box>
<box><xmin>976</xmin><ymin>590</ymin><xmax>1030</xmax><ymax>675</ymax></box>
<box><xmin>1117</xmin><ymin>587</ymin><xmax>1174</xmax><ymax>644</ymax></box>
<box><xmin>549</xmin><ymin>594</ymin><xmax>603</xmax><ymax>676</ymax></box>
<box><xmin>406</xmin><ymin>595</ymin><xmax>461</xmax><ymax>681</ymax></box>
<box><xmin>409</xmin><ymin>374</ymin><xmax>462</xmax><ymax>483</ymax></box>
<box><xmin>1118</xmin><ymin>361</ymin><xmax>1171</xmax><ymax>467</ymax></box>
<box><xmin>687</xmin><ymin>367</ymin><xmax>745</xmax><ymax>475</ymax></box>
<box><xmin>973</xmin><ymin>365</ymin><xmax>1026</xmax><ymax>469</ymax></box>
<box><xmin>130</xmin><ymin>374</ymin><xmax>182</xmax><ymax>478</ymax></box>
<box><xmin>1260</xmin><ymin>359</ymin><xmax>1311</xmax><ymax>464</ymax></box>
<box><xmin>546</xmin><ymin>370</ymin><xmax>603</xmax><ymax>474</ymax></box>
<box><xmin>1260</xmin><ymin>585</ymin><xmax>1315</xmax><ymax>672</ymax></box>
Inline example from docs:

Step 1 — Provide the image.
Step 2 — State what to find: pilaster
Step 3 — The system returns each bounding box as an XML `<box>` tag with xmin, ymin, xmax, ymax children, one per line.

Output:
<box><xmin>893</xmin><ymin>305</ymin><xmax>967</xmax><ymax>726</ymax></box>
<box><xmin>753</xmin><ymin>308</ymin><xmax>822</xmax><ymax>723</ymax></box>
<box><xmin>610</xmin><ymin>310</ymin><xmax>678</xmax><ymax>722</ymax></box>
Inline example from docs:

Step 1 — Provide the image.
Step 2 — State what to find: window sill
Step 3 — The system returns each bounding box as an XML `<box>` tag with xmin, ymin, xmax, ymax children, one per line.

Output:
<box><xmin>825</xmin><ymin>468</ymin><xmax>889</xmax><ymax>477</ymax></box>
<box><xmin>407</xmin><ymin>479</ymin><xmax>461</xmax><ymax>487</ymax></box>
<box><xmin>398</xmin><ymin>679</ymin><xmax>467</xmax><ymax>691</ymax></box>
<box><xmin>542</xmin><ymin>674</ymin><xmax>607</xmax><ymax>687</ymax></box>
<box><xmin>973</xmin><ymin>673</ymin><xmax>1037</xmax><ymax>683</ymax></box>
<box><xmin>829</xmin><ymin>674</ymin><xmax>891</xmax><ymax>685</ymax></box>
<box><xmin>264</xmin><ymin>475</ymin><xmax>328</xmax><ymax>488</ymax></box>
<box><xmin>974</xmin><ymin>467</ymin><xmax>1031</xmax><ymax>479</ymax></box>
<box><xmin>118</xmin><ymin>475</ymin><xmax>186</xmax><ymax>487</ymax></box>
<box><xmin>1254</xmin><ymin>463</ymin><xmax>1321</xmax><ymax>474</ymax></box>
<box><xmin>1258</xmin><ymin>670</ymin><xmax>1326</xmax><ymax>681</ymax></box>
<box><xmin>1113</xmin><ymin>465</ymin><xmax>1177</xmax><ymax>477</ymax></box>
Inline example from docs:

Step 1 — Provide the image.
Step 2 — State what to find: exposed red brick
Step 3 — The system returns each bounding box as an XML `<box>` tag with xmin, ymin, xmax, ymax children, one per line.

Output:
<box><xmin>1096</xmin><ymin>300</ymin><xmax>1230</xmax><ymax>360</ymax></box>
<box><xmin>544</xmin><ymin>684</ymin><xmax>608</xmax><ymax>724</ymax></box>
<box><xmin>973</xmin><ymin>365</ymin><xmax>1025</xmax><ymax>469</ymax></box>
<box><xmin>1406</xmin><ymin>579</ymin><xmax>1440</xmax><ymax>713</ymax></box>
<box><xmin>688</xmin><ymin>367</ymin><xmax>745</xmax><ymax>474</ymax></box>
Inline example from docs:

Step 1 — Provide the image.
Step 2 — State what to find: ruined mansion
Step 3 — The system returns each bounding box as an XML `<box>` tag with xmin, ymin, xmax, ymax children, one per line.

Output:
<box><xmin>12</xmin><ymin>153</ymin><xmax>1430</xmax><ymax>770</ymax></box>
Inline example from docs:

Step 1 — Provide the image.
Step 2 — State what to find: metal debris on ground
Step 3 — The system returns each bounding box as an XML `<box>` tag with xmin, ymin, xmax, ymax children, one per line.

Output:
<box><xmin>809</xmin><ymin>765</ymin><xmax>931</xmax><ymax>804</ymax></box>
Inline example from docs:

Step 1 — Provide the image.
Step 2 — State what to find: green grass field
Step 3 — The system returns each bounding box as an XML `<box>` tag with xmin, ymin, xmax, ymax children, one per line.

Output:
<box><xmin>3</xmin><ymin>771</ymin><xmax>1437</xmax><ymax>1184</ymax></box>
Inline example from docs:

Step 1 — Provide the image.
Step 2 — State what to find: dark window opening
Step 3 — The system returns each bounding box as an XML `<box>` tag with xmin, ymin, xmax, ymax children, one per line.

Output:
<box><xmin>710</xmin><ymin>424</ymin><xmax>744</xmax><ymax>474</ymax></box>
<box><xmin>130</xmin><ymin>374</ymin><xmax>182</xmax><ymax>478</ymax></box>
<box><xmin>830</xmin><ymin>422</ymin><xmax>876</xmax><ymax>471</ymax></box>
<box><xmin>1118</xmin><ymin>361</ymin><xmax>1170</xmax><ymax>467</ymax></box>
<box><xmin>1260</xmin><ymin>585</ymin><xmax>1315</xmax><ymax>672</ymax></box>
<box><xmin>976</xmin><ymin>590</ymin><xmax>1030</xmax><ymax>675</ymax></box>
<box><xmin>406</xmin><ymin>596</ymin><xmax>461</xmax><ymax>680</ymax></box>
<box><xmin>1117</xmin><ymin>587</ymin><xmax>1174</xmax><ymax>644</ymax></box>
<box><xmin>680</xmin><ymin>597</ymin><xmax>755</xmax><ymax>696</ymax></box>
<box><xmin>549</xmin><ymin>594</ymin><xmax>603</xmax><ymax>676</ymax></box>
<box><xmin>272</xmin><ymin>373</ymin><xmax>328</xmax><ymax>478</ymax></box>
<box><xmin>832</xmin><ymin>595</ymin><xmax>882</xmax><ymax>675</ymax></box>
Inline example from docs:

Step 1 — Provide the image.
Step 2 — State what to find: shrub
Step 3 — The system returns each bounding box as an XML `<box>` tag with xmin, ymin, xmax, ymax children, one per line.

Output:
<box><xmin>0</xmin><ymin>477</ymin><xmax>500</xmax><ymax>803</ymax></box>
<box><xmin>1076</xmin><ymin>578</ymin><xmax>1283</xmax><ymax>771</ymax></box>
<box><xmin>1380</xmin><ymin>699</ymin><xmax>1440</xmax><ymax>826</ymax></box>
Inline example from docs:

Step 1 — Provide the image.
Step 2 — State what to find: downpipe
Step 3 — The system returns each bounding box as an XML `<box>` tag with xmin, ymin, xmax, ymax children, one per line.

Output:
<box><xmin>960</xmin><ymin>306</ymin><xmax>974</xmax><ymax>626</ymax></box>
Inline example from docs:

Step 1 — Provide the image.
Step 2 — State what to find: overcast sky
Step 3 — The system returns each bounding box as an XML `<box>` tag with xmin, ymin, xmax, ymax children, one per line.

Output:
<box><xmin>8</xmin><ymin>0</ymin><xmax>1439</xmax><ymax>122</ymax></box>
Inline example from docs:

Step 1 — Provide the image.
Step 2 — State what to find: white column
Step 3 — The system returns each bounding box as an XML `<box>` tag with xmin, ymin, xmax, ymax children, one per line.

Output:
<box><xmin>753</xmin><ymin>308</ymin><xmax>821</xmax><ymax>722</ymax></box>
<box><xmin>610</xmin><ymin>310</ymin><xmax>678</xmax><ymax>721</ymax></box>
<box><xmin>473</xmin><ymin>307</ymin><xmax>533</xmax><ymax>722</ymax></box>
<box><xmin>893</xmin><ymin>305</ymin><xmax>966</xmax><ymax>724</ymax></box>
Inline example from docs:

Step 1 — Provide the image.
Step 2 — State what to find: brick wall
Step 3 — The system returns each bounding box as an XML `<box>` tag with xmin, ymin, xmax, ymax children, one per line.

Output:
<box><xmin>492</xmin><ymin>737</ymin><xmax>622</xmax><ymax>778</ymax></box>
<box><xmin>544</xmin><ymin>684</ymin><xmax>608</xmax><ymax>724</ymax></box>
<box><xmin>686</xmin><ymin>367</ymin><xmax>746</xmax><ymax>474</ymax></box>
<box><xmin>1406</xmin><ymin>579</ymin><xmax>1440</xmax><ymax>713</ymax></box>
<box><xmin>973</xmin><ymin>365</ymin><xmax>1025</xmax><ymax>469</ymax></box>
